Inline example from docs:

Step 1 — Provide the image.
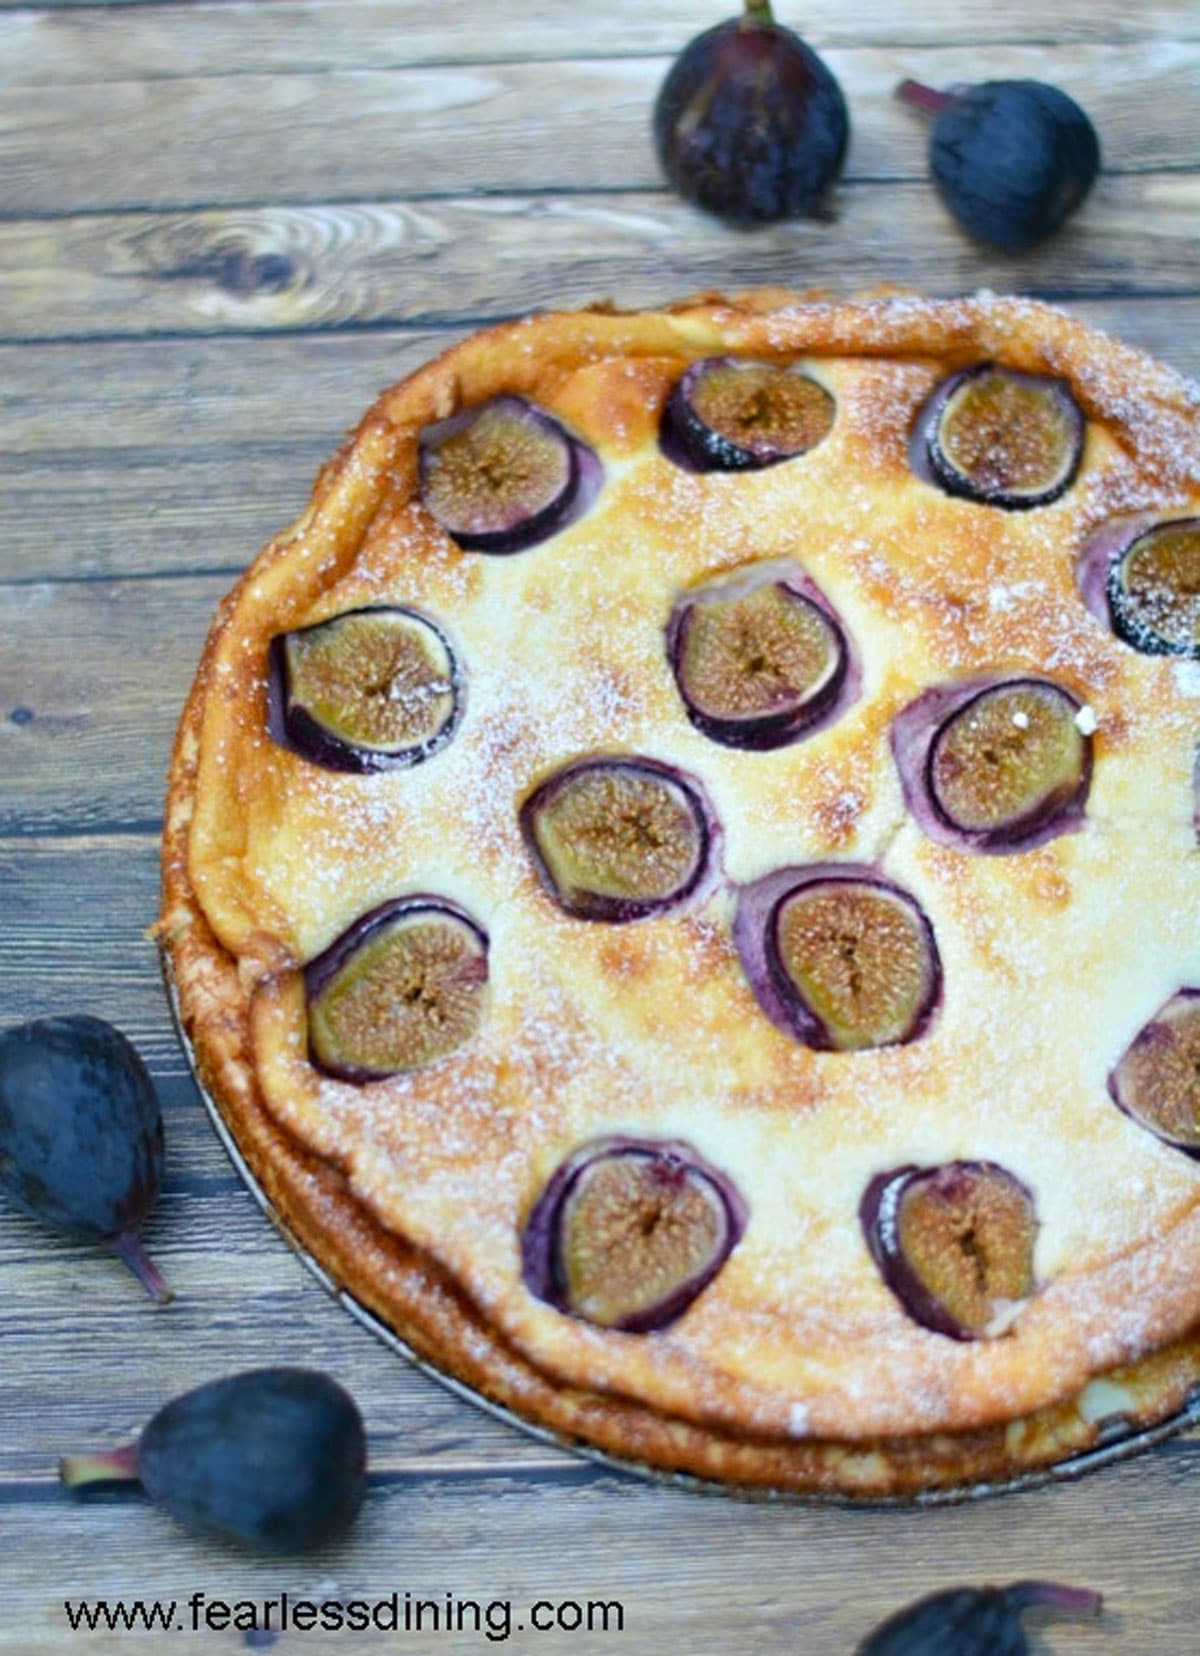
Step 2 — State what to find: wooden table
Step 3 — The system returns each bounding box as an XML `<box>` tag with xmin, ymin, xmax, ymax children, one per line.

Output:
<box><xmin>2</xmin><ymin>2</ymin><xmax>1198</xmax><ymax>1650</ymax></box>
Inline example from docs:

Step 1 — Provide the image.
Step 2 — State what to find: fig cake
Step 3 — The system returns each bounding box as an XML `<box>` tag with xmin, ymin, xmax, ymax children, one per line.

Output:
<box><xmin>160</xmin><ymin>292</ymin><xmax>1200</xmax><ymax>1497</ymax></box>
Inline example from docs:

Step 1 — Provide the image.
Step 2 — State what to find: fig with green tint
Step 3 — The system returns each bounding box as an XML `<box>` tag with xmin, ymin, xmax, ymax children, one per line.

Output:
<box><xmin>734</xmin><ymin>865</ymin><xmax>941</xmax><ymax>1051</ymax></box>
<box><xmin>0</xmin><ymin>1016</ymin><xmax>170</xmax><ymax>1303</ymax></box>
<box><xmin>862</xmin><ymin>1162</ymin><xmax>1038</xmax><ymax>1340</ymax></box>
<box><xmin>914</xmin><ymin>364</ymin><xmax>1084</xmax><ymax>508</ymax></box>
<box><xmin>662</xmin><ymin>358</ymin><xmax>835</xmax><ymax>472</ymax></box>
<box><xmin>306</xmin><ymin>896</ymin><xmax>488</xmax><ymax>1082</ymax></box>
<box><xmin>1109</xmin><ymin>989</ymin><xmax>1200</xmax><ymax>1155</ymax></box>
<box><xmin>892</xmin><ymin>676</ymin><xmax>1092</xmax><ymax>852</ymax></box>
<box><xmin>520</xmin><ymin>756</ymin><xmax>719</xmax><ymax>922</ymax></box>
<box><xmin>418</xmin><ymin>394</ymin><xmax>601</xmax><ymax>553</ymax></box>
<box><xmin>60</xmin><ymin>1369</ymin><xmax>366</xmax><ymax>1554</ymax></box>
<box><xmin>522</xmin><ymin>1137</ymin><xmax>747</xmax><ymax>1331</ymax></box>
<box><xmin>269</xmin><ymin>605</ymin><xmax>462</xmax><ymax>773</ymax></box>
<box><xmin>667</xmin><ymin>560</ymin><xmax>857</xmax><ymax>749</ymax></box>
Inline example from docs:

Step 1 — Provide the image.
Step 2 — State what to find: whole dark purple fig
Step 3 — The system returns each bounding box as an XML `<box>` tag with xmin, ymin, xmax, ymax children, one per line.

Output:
<box><xmin>60</xmin><ymin>1369</ymin><xmax>367</xmax><ymax>1554</ymax></box>
<box><xmin>0</xmin><ymin>1015</ymin><xmax>170</xmax><ymax>1303</ymax></box>
<box><xmin>858</xmin><ymin>1581</ymin><xmax>1101</xmax><ymax>1654</ymax></box>
<box><xmin>897</xmin><ymin>78</ymin><xmax>1100</xmax><ymax>252</ymax></box>
<box><xmin>654</xmin><ymin>1</ymin><xmax>849</xmax><ymax>225</ymax></box>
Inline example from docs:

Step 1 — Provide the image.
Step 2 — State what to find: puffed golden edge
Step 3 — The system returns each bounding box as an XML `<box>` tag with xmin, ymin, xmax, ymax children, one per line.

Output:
<box><xmin>157</xmin><ymin>292</ymin><xmax>1200</xmax><ymax>1499</ymax></box>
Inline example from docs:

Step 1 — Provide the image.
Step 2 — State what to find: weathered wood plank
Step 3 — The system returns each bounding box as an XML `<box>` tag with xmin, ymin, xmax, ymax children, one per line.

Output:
<box><xmin>3</xmin><ymin>1443</ymin><xmax>1199</xmax><ymax>1653</ymax></box>
<box><xmin>0</xmin><ymin>578</ymin><xmax>225</xmax><ymax>834</ymax></box>
<box><xmin>2</xmin><ymin>0</ymin><xmax>1198</xmax><ymax>64</ymax></box>
<box><xmin>0</xmin><ymin>331</ymin><xmax>451</xmax><ymax>582</ymax></box>
<box><xmin>2</xmin><ymin>44</ymin><xmax>1196</xmax><ymax>214</ymax></box>
<box><xmin>3</xmin><ymin>176</ymin><xmax>1199</xmax><ymax>343</ymax></box>
<box><xmin>0</xmin><ymin>300</ymin><xmax>1197</xmax><ymax>585</ymax></box>
<box><xmin>0</xmin><ymin>1182</ymin><xmax>577</xmax><ymax>1482</ymax></box>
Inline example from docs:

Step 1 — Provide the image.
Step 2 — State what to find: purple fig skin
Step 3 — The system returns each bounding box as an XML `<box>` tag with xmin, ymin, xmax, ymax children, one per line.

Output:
<box><xmin>733</xmin><ymin>864</ymin><xmax>942</xmax><ymax>1051</ymax></box>
<box><xmin>653</xmin><ymin>4</ymin><xmax>849</xmax><ymax>226</ymax></box>
<box><xmin>910</xmin><ymin>364</ymin><xmax>1084</xmax><ymax>509</ymax></box>
<box><xmin>1075</xmin><ymin>514</ymin><xmax>1157</xmax><ymax>633</ymax></box>
<box><xmin>304</xmin><ymin>896</ymin><xmax>489</xmax><ymax>1084</ymax></box>
<box><xmin>665</xmin><ymin>559</ymin><xmax>860</xmax><ymax>750</ymax></box>
<box><xmin>897</xmin><ymin>76</ymin><xmax>1101</xmax><ymax>256</ymax></box>
<box><xmin>660</xmin><ymin>358</ymin><xmax>835</xmax><ymax>473</ymax></box>
<box><xmin>267</xmin><ymin>606</ymin><xmax>464</xmax><ymax>775</ymax></box>
<box><xmin>890</xmin><ymin>675</ymin><xmax>1093</xmax><ymax>853</ymax></box>
<box><xmin>0</xmin><ymin>1015</ymin><xmax>172</xmax><ymax>1305</ymax></box>
<box><xmin>521</xmin><ymin>1136</ymin><xmax>748</xmax><ymax>1332</ymax></box>
<box><xmin>860</xmin><ymin>1161</ymin><xmax>1037</xmax><ymax>1342</ymax></box>
<box><xmin>519</xmin><ymin>755</ymin><xmax>723</xmax><ymax>923</ymax></box>
<box><xmin>61</xmin><ymin>1369</ymin><xmax>367</xmax><ymax>1556</ymax></box>
<box><xmin>1108</xmin><ymin>988</ymin><xmax>1200</xmax><ymax>1156</ymax></box>
<box><xmin>858</xmin><ymin>1580</ymin><xmax>1101</xmax><ymax>1655</ymax></box>
<box><xmin>418</xmin><ymin>394</ymin><xmax>602</xmax><ymax>554</ymax></box>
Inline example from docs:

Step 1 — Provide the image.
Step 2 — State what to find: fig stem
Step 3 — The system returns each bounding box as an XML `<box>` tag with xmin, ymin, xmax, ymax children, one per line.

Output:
<box><xmin>895</xmin><ymin>79</ymin><xmax>954</xmax><ymax>116</ymax></box>
<box><xmin>1006</xmin><ymin>1582</ymin><xmax>1102</xmax><ymax>1618</ymax></box>
<box><xmin>109</xmin><ymin>1230</ymin><xmax>174</xmax><ymax>1307</ymax></box>
<box><xmin>741</xmin><ymin>0</ymin><xmax>775</xmax><ymax>23</ymax></box>
<box><xmin>59</xmin><ymin>1444</ymin><xmax>140</xmax><ymax>1489</ymax></box>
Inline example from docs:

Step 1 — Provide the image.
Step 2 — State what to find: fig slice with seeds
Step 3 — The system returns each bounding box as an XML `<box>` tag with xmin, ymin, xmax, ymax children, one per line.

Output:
<box><xmin>734</xmin><ymin>865</ymin><xmax>941</xmax><ymax>1051</ymax></box>
<box><xmin>306</xmin><ymin>896</ymin><xmax>488</xmax><ymax>1082</ymax></box>
<box><xmin>662</xmin><ymin>357</ymin><xmax>835</xmax><ymax>472</ymax></box>
<box><xmin>891</xmin><ymin>675</ymin><xmax>1092</xmax><ymax>852</ymax></box>
<box><xmin>520</xmin><ymin>756</ymin><xmax>719</xmax><ymax>922</ymax></box>
<box><xmin>418</xmin><ymin>394</ymin><xmax>601</xmax><ymax>554</ymax></box>
<box><xmin>912</xmin><ymin>364</ymin><xmax>1084</xmax><ymax>508</ymax></box>
<box><xmin>861</xmin><ymin>1162</ymin><xmax>1038</xmax><ymax>1340</ymax></box>
<box><xmin>1106</xmin><ymin>519</ymin><xmax>1200</xmax><ymax>658</ymax></box>
<box><xmin>1109</xmin><ymin>989</ymin><xmax>1200</xmax><ymax>1155</ymax></box>
<box><xmin>269</xmin><ymin>605</ymin><xmax>462</xmax><ymax>773</ymax></box>
<box><xmin>522</xmin><ymin>1137</ymin><xmax>747</xmax><ymax>1331</ymax></box>
<box><xmin>667</xmin><ymin>559</ymin><xmax>858</xmax><ymax>749</ymax></box>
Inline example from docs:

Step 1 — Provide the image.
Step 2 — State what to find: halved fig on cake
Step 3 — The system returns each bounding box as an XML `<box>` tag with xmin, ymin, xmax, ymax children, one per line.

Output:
<box><xmin>891</xmin><ymin>675</ymin><xmax>1092</xmax><ymax>852</ymax></box>
<box><xmin>734</xmin><ymin>865</ymin><xmax>942</xmax><ymax>1051</ymax></box>
<box><xmin>521</xmin><ymin>1137</ymin><xmax>747</xmax><ymax>1331</ymax></box>
<box><xmin>418</xmin><ymin>395</ymin><xmax>601</xmax><ymax>553</ymax></box>
<box><xmin>1109</xmin><ymin>990</ymin><xmax>1200</xmax><ymax>1155</ymax></box>
<box><xmin>666</xmin><ymin>560</ymin><xmax>858</xmax><ymax>749</ymax></box>
<box><xmin>861</xmin><ymin>1161</ymin><xmax>1038</xmax><ymax>1340</ymax></box>
<box><xmin>268</xmin><ymin>606</ymin><xmax>462</xmax><ymax>773</ymax></box>
<box><xmin>1077</xmin><ymin>516</ymin><xmax>1200</xmax><ymax>658</ymax></box>
<box><xmin>305</xmin><ymin>897</ymin><xmax>488</xmax><ymax>1082</ymax></box>
<box><xmin>661</xmin><ymin>358</ymin><xmax>835</xmax><ymax>472</ymax></box>
<box><xmin>912</xmin><ymin>364</ymin><xmax>1084</xmax><ymax>508</ymax></box>
<box><xmin>519</xmin><ymin>756</ymin><xmax>720</xmax><ymax>922</ymax></box>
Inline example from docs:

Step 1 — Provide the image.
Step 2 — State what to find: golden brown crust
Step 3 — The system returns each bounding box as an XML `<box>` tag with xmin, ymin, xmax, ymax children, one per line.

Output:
<box><xmin>162</xmin><ymin>292</ymin><xmax>1200</xmax><ymax>1493</ymax></box>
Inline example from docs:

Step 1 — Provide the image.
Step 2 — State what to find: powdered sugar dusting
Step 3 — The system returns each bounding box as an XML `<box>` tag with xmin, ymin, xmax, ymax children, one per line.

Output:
<box><xmin>190</xmin><ymin>294</ymin><xmax>1200</xmax><ymax>1443</ymax></box>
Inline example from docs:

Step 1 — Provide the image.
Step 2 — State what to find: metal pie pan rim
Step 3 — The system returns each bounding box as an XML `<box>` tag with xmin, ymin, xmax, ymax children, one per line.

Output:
<box><xmin>162</xmin><ymin>950</ymin><xmax>1200</xmax><ymax>1508</ymax></box>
